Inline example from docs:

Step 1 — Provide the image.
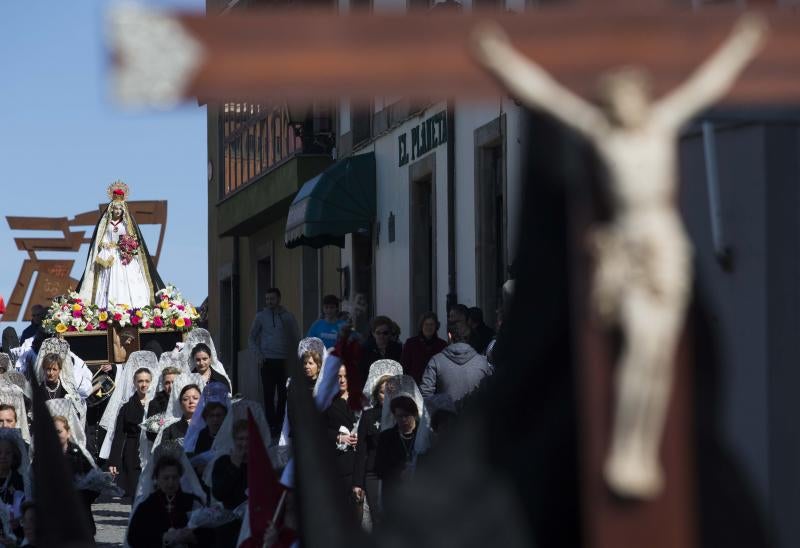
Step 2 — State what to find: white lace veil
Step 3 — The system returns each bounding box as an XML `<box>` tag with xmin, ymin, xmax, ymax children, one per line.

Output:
<box><xmin>159</xmin><ymin>348</ymin><xmax>186</xmax><ymax>374</ymax></box>
<box><xmin>130</xmin><ymin>441</ymin><xmax>207</xmax><ymax>542</ymax></box>
<box><xmin>45</xmin><ymin>398</ymin><xmax>97</xmax><ymax>469</ymax></box>
<box><xmin>380</xmin><ymin>375</ymin><xmax>432</xmax><ymax>457</ymax></box>
<box><xmin>2</xmin><ymin>371</ymin><xmax>27</xmax><ymax>394</ymax></box>
<box><xmin>99</xmin><ymin>351</ymin><xmax>159</xmax><ymax>460</ymax></box>
<box><xmin>180</xmin><ymin>329</ymin><xmax>231</xmax><ymax>389</ymax></box>
<box><xmin>0</xmin><ymin>379</ymin><xmax>29</xmax><ymax>444</ymax></box>
<box><xmin>33</xmin><ymin>338</ymin><xmax>80</xmax><ymax>394</ymax></box>
<box><xmin>150</xmin><ymin>373</ymin><xmax>205</xmax><ymax>452</ymax></box>
<box><xmin>363</xmin><ymin>359</ymin><xmax>403</xmax><ymax>407</ymax></box>
<box><xmin>183</xmin><ymin>381</ymin><xmax>231</xmax><ymax>454</ymax></box>
<box><xmin>0</xmin><ymin>428</ymin><xmax>32</xmax><ymax>499</ymax></box>
<box><xmin>201</xmin><ymin>399</ymin><xmax>273</xmax><ymax>497</ymax></box>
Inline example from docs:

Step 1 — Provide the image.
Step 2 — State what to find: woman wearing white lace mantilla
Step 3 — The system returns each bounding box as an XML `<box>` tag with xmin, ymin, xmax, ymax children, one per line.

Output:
<box><xmin>127</xmin><ymin>443</ymin><xmax>208</xmax><ymax>548</ymax></box>
<box><xmin>150</xmin><ymin>372</ymin><xmax>206</xmax><ymax>453</ymax></box>
<box><xmin>375</xmin><ymin>374</ymin><xmax>432</xmax><ymax>507</ymax></box>
<box><xmin>32</xmin><ymin>338</ymin><xmax>87</xmax><ymax>426</ymax></box>
<box><xmin>100</xmin><ymin>351</ymin><xmax>158</xmax><ymax>498</ymax></box>
<box><xmin>75</xmin><ymin>181</ymin><xmax>165</xmax><ymax>309</ymax></box>
<box><xmin>181</xmin><ymin>329</ymin><xmax>232</xmax><ymax>393</ymax></box>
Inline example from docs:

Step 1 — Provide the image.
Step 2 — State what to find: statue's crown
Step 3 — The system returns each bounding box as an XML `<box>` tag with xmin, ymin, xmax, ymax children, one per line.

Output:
<box><xmin>107</xmin><ymin>181</ymin><xmax>130</xmax><ymax>202</ymax></box>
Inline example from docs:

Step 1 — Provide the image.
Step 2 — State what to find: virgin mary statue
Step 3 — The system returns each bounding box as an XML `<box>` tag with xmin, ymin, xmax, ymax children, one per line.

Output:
<box><xmin>76</xmin><ymin>182</ymin><xmax>165</xmax><ymax>308</ymax></box>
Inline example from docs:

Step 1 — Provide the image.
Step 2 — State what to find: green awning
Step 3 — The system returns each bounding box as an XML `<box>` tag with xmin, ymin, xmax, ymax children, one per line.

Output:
<box><xmin>284</xmin><ymin>152</ymin><xmax>376</xmax><ymax>249</ymax></box>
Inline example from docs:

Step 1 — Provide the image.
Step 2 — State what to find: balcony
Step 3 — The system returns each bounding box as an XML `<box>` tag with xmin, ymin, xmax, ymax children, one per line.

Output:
<box><xmin>221</xmin><ymin>102</ymin><xmax>303</xmax><ymax>199</ymax></box>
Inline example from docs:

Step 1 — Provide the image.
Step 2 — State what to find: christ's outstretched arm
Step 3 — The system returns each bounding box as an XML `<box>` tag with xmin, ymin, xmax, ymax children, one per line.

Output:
<box><xmin>471</xmin><ymin>22</ymin><xmax>610</xmax><ymax>140</ymax></box>
<box><xmin>653</xmin><ymin>14</ymin><xmax>768</xmax><ymax>129</ymax></box>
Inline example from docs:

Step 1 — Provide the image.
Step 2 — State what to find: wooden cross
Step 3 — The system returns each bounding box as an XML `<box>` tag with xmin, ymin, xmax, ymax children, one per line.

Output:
<box><xmin>109</xmin><ymin>5</ymin><xmax>800</xmax><ymax>106</ymax></box>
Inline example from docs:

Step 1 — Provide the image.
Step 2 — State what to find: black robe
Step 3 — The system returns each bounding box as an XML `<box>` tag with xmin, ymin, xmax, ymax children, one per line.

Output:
<box><xmin>324</xmin><ymin>397</ymin><xmax>357</xmax><ymax>483</ymax></box>
<box><xmin>353</xmin><ymin>405</ymin><xmax>383</xmax><ymax>489</ymax></box>
<box><xmin>147</xmin><ymin>390</ymin><xmax>170</xmax><ymax>417</ymax></box>
<box><xmin>145</xmin><ymin>390</ymin><xmax>170</xmax><ymax>442</ymax></box>
<box><xmin>210</xmin><ymin>455</ymin><xmax>247</xmax><ymax>548</ymax></box>
<box><xmin>193</xmin><ymin>426</ymin><xmax>215</xmax><ymax>456</ymax></box>
<box><xmin>127</xmin><ymin>490</ymin><xmax>202</xmax><ymax>548</ymax></box>
<box><xmin>162</xmin><ymin>417</ymin><xmax>189</xmax><ymax>444</ymax></box>
<box><xmin>108</xmin><ymin>395</ymin><xmax>146</xmax><ymax>497</ymax></box>
<box><xmin>211</xmin><ymin>455</ymin><xmax>247</xmax><ymax>510</ymax></box>
<box><xmin>42</xmin><ymin>382</ymin><xmax>67</xmax><ymax>400</ymax></box>
<box><xmin>64</xmin><ymin>442</ymin><xmax>98</xmax><ymax>535</ymax></box>
<box><xmin>374</xmin><ymin>425</ymin><xmax>417</xmax><ymax>504</ymax></box>
<box><xmin>192</xmin><ymin>368</ymin><xmax>231</xmax><ymax>393</ymax></box>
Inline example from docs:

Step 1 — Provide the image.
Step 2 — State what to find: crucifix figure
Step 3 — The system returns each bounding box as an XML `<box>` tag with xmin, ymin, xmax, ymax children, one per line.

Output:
<box><xmin>472</xmin><ymin>14</ymin><xmax>767</xmax><ymax>499</ymax></box>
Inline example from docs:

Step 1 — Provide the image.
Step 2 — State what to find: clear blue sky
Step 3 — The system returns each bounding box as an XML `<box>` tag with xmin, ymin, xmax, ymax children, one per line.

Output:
<box><xmin>0</xmin><ymin>1</ymin><xmax>207</xmax><ymax>333</ymax></box>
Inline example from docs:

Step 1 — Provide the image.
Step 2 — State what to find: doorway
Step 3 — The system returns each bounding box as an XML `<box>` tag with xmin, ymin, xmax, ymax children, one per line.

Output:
<box><xmin>410</xmin><ymin>156</ymin><xmax>437</xmax><ymax>329</ymax></box>
<box><xmin>475</xmin><ymin>116</ymin><xmax>507</xmax><ymax>318</ymax></box>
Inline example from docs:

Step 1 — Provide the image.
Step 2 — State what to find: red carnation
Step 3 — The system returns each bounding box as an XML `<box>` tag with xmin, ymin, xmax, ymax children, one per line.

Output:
<box><xmin>99</xmin><ymin>322</ymin><xmax>108</xmax><ymax>330</ymax></box>
<box><xmin>113</xmin><ymin>189</ymin><xmax>124</xmax><ymax>196</ymax></box>
<box><xmin>113</xmin><ymin>313</ymin><xmax>122</xmax><ymax>321</ymax></box>
<box><xmin>131</xmin><ymin>316</ymin><xmax>140</xmax><ymax>326</ymax></box>
<box><xmin>85</xmin><ymin>324</ymin><xmax>94</xmax><ymax>331</ymax></box>
<box><xmin>153</xmin><ymin>317</ymin><xmax>164</xmax><ymax>328</ymax></box>
<box><xmin>184</xmin><ymin>318</ymin><xmax>192</xmax><ymax>327</ymax></box>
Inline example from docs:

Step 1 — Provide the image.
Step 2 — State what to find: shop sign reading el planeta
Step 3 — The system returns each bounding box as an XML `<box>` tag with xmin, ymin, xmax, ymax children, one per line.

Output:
<box><xmin>398</xmin><ymin>111</ymin><xmax>447</xmax><ymax>167</ymax></box>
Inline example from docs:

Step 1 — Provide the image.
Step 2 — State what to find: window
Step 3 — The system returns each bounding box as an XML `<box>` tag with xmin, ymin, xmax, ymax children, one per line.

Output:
<box><xmin>220</xmin><ymin>103</ymin><xmax>302</xmax><ymax>198</ymax></box>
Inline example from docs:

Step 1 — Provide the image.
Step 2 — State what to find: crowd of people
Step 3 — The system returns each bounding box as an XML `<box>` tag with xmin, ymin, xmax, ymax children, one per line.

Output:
<box><xmin>0</xmin><ymin>287</ymin><xmax>499</xmax><ymax>546</ymax></box>
<box><xmin>249</xmin><ymin>289</ymin><xmax>498</xmax><ymax>530</ymax></box>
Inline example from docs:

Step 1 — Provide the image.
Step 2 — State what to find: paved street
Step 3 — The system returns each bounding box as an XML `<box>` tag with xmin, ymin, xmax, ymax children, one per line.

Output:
<box><xmin>93</xmin><ymin>495</ymin><xmax>129</xmax><ymax>547</ymax></box>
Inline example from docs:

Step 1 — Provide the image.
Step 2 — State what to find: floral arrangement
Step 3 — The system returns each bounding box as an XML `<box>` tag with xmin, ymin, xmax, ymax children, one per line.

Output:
<box><xmin>117</xmin><ymin>234</ymin><xmax>140</xmax><ymax>265</ymax></box>
<box><xmin>140</xmin><ymin>413</ymin><xmax>179</xmax><ymax>435</ymax></box>
<box><xmin>187</xmin><ymin>504</ymin><xmax>239</xmax><ymax>529</ymax></box>
<box><xmin>43</xmin><ymin>284</ymin><xmax>200</xmax><ymax>333</ymax></box>
<box><xmin>43</xmin><ymin>293</ymin><xmax>101</xmax><ymax>334</ymax></box>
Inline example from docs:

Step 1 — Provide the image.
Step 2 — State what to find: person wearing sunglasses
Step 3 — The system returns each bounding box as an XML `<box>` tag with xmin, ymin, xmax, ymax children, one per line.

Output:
<box><xmin>358</xmin><ymin>316</ymin><xmax>403</xmax><ymax>392</ymax></box>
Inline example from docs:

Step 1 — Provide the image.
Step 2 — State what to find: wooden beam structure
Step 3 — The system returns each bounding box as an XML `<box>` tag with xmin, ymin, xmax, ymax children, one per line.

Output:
<box><xmin>112</xmin><ymin>6</ymin><xmax>800</xmax><ymax>106</ymax></box>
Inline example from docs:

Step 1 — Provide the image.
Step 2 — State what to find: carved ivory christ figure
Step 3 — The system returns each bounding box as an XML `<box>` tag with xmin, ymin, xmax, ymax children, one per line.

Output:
<box><xmin>472</xmin><ymin>14</ymin><xmax>767</xmax><ymax>498</ymax></box>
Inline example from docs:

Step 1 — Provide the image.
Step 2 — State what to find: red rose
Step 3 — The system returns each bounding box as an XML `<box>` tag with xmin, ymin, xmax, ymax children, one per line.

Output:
<box><xmin>85</xmin><ymin>324</ymin><xmax>94</xmax><ymax>331</ymax></box>
<box><xmin>153</xmin><ymin>317</ymin><xmax>164</xmax><ymax>328</ymax></box>
<box><xmin>185</xmin><ymin>318</ymin><xmax>192</xmax><ymax>327</ymax></box>
<box><xmin>99</xmin><ymin>322</ymin><xmax>108</xmax><ymax>330</ymax></box>
<box><xmin>113</xmin><ymin>189</ymin><xmax>124</xmax><ymax>196</ymax></box>
<box><xmin>68</xmin><ymin>326</ymin><xmax>76</xmax><ymax>332</ymax></box>
<box><xmin>113</xmin><ymin>313</ymin><xmax>122</xmax><ymax>321</ymax></box>
<box><xmin>131</xmin><ymin>316</ymin><xmax>140</xmax><ymax>326</ymax></box>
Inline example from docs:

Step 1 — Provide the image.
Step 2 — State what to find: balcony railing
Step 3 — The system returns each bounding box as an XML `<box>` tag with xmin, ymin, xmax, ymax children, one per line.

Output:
<box><xmin>221</xmin><ymin>102</ymin><xmax>302</xmax><ymax>198</ymax></box>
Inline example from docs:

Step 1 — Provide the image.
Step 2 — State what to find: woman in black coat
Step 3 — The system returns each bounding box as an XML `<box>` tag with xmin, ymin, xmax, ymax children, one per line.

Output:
<box><xmin>352</xmin><ymin>375</ymin><xmax>391</xmax><ymax>526</ymax></box>
<box><xmin>324</xmin><ymin>365</ymin><xmax>358</xmax><ymax>500</ymax></box>
<box><xmin>53</xmin><ymin>415</ymin><xmax>97</xmax><ymax>535</ymax></box>
<box><xmin>374</xmin><ymin>395</ymin><xmax>421</xmax><ymax>506</ymax></box>
<box><xmin>108</xmin><ymin>367</ymin><xmax>152</xmax><ymax>498</ymax></box>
